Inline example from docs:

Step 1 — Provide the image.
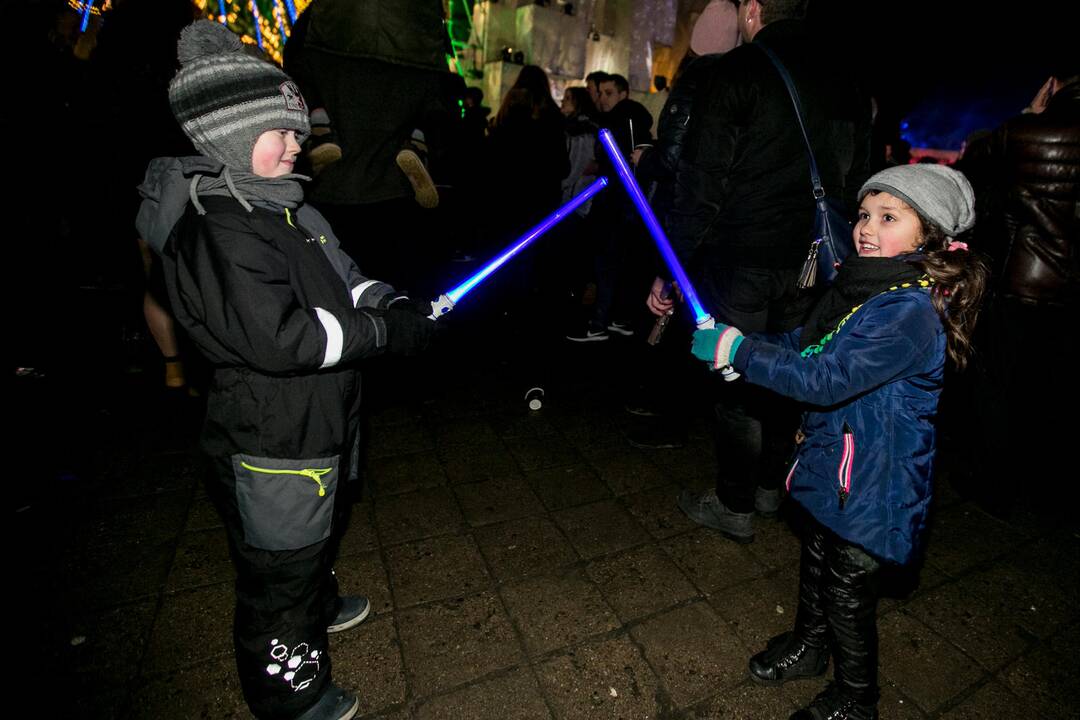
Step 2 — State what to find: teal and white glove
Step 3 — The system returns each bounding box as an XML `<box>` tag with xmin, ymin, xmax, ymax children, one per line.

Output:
<box><xmin>691</xmin><ymin>324</ymin><xmax>744</xmax><ymax>372</ymax></box>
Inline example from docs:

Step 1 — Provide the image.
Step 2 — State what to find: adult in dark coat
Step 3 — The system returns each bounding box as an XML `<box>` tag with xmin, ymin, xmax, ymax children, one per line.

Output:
<box><xmin>483</xmin><ymin>67</ymin><xmax>570</xmax><ymax>319</ymax></box>
<box><xmin>961</xmin><ymin>65</ymin><xmax>1080</xmax><ymax>514</ymax></box>
<box><xmin>283</xmin><ymin>0</ymin><xmax>462</xmax><ymax>293</ymax></box>
<box><xmin>649</xmin><ymin>0</ymin><xmax>871</xmax><ymax>541</ymax></box>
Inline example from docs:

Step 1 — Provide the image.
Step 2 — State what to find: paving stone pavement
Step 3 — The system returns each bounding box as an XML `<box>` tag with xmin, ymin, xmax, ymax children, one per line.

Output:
<box><xmin>21</xmin><ymin>318</ymin><xmax>1079</xmax><ymax>720</ymax></box>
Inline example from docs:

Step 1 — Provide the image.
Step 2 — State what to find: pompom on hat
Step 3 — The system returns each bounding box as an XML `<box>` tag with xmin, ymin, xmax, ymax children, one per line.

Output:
<box><xmin>168</xmin><ymin>20</ymin><xmax>310</xmax><ymax>171</ymax></box>
<box><xmin>858</xmin><ymin>164</ymin><xmax>976</xmax><ymax>238</ymax></box>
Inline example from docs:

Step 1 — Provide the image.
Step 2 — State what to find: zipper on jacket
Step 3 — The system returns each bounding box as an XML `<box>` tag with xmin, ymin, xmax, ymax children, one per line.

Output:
<box><xmin>240</xmin><ymin>461</ymin><xmax>333</xmax><ymax>497</ymax></box>
<box><xmin>784</xmin><ymin>459</ymin><xmax>799</xmax><ymax>492</ymax></box>
<box><xmin>837</xmin><ymin>422</ymin><xmax>855</xmax><ymax>509</ymax></box>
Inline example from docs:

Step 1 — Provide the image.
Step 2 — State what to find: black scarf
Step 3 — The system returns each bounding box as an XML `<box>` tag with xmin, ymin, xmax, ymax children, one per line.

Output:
<box><xmin>800</xmin><ymin>255</ymin><xmax>925</xmax><ymax>351</ymax></box>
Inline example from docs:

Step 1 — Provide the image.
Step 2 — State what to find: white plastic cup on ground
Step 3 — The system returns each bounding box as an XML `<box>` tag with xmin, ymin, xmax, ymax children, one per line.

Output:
<box><xmin>525</xmin><ymin>387</ymin><xmax>544</xmax><ymax>411</ymax></box>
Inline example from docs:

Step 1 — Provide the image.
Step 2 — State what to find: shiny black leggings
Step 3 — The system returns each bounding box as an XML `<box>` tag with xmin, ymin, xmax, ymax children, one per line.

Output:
<box><xmin>794</xmin><ymin>519</ymin><xmax>882</xmax><ymax>705</ymax></box>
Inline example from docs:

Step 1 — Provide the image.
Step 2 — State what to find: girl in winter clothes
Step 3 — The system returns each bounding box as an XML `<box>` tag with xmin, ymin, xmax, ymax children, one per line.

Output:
<box><xmin>136</xmin><ymin>21</ymin><xmax>433</xmax><ymax>720</ymax></box>
<box><xmin>691</xmin><ymin>164</ymin><xmax>988</xmax><ymax>720</ymax></box>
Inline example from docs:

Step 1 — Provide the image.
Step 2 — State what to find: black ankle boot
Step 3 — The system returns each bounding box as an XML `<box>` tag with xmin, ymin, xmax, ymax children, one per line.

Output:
<box><xmin>753</xmin><ymin>523</ymin><xmax>830</xmax><ymax>686</ymax></box>
<box><xmin>749</xmin><ymin>631</ymin><xmax>828</xmax><ymax>686</ymax></box>
<box><xmin>790</xmin><ymin>682</ymin><xmax>878</xmax><ymax>720</ymax></box>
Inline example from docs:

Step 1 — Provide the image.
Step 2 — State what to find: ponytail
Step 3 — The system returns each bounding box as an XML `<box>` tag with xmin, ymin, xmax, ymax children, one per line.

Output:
<box><xmin>909</xmin><ymin>222</ymin><xmax>989</xmax><ymax>370</ymax></box>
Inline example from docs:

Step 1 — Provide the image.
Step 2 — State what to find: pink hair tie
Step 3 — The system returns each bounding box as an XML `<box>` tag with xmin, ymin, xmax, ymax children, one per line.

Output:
<box><xmin>947</xmin><ymin>241</ymin><xmax>969</xmax><ymax>252</ymax></box>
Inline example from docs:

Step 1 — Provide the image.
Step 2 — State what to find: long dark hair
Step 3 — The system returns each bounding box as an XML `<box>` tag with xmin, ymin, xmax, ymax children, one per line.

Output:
<box><xmin>509</xmin><ymin>65</ymin><xmax>560</xmax><ymax>120</ymax></box>
<box><xmin>909</xmin><ymin>220</ymin><xmax>989</xmax><ymax>370</ymax></box>
<box><xmin>563</xmin><ymin>86</ymin><xmax>597</xmax><ymax>120</ymax></box>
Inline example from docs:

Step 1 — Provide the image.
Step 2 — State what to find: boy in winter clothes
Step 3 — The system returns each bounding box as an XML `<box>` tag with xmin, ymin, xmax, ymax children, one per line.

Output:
<box><xmin>136</xmin><ymin>21</ymin><xmax>434</xmax><ymax>720</ymax></box>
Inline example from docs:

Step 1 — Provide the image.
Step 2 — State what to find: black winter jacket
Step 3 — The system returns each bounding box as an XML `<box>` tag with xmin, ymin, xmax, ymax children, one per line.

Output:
<box><xmin>636</xmin><ymin>53</ymin><xmax>726</xmax><ymax>226</ymax></box>
<box><xmin>668</xmin><ymin>21</ymin><xmax>871</xmax><ymax>270</ymax></box>
<box><xmin>164</xmin><ymin>196</ymin><xmax>395</xmax><ymax>478</ymax></box>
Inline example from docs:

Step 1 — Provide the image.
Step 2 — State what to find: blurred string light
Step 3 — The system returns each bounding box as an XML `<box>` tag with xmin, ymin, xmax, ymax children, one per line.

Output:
<box><xmin>69</xmin><ymin>0</ymin><xmax>111</xmax><ymax>32</ymax></box>
<box><xmin>193</xmin><ymin>0</ymin><xmax>315</xmax><ymax>65</ymax></box>
<box><xmin>249</xmin><ymin>0</ymin><xmax>263</xmax><ymax>49</ymax></box>
<box><xmin>274</xmin><ymin>0</ymin><xmax>287</xmax><ymax>44</ymax></box>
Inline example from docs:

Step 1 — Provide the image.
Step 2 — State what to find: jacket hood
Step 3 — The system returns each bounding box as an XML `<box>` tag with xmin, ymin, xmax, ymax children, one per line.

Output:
<box><xmin>136</xmin><ymin>156</ymin><xmax>226</xmax><ymax>254</ymax></box>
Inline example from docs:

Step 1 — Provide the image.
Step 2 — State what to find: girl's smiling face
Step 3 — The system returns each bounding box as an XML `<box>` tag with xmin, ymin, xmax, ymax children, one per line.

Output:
<box><xmin>853</xmin><ymin>191</ymin><xmax>923</xmax><ymax>258</ymax></box>
<box><xmin>251</xmin><ymin>129</ymin><xmax>301</xmax><ymax>178</ymax></box>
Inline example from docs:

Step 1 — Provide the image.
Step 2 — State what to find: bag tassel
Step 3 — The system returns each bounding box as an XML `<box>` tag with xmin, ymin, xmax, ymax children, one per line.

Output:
<box><xmin>797</xmin><ymin>239</ymin><xmax>820</xmax><ymax>289</ymax></box>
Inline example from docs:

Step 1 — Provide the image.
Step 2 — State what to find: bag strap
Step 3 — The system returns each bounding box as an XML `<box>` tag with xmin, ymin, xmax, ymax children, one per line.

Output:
<box><xmin>755</xmin><ymin>42</ymin><xmax>826</xmax><ymax>201</ymax></box>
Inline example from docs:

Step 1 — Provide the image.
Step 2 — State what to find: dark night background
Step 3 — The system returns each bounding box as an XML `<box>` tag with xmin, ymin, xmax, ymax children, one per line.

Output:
<box><xmin>811</xmin><ymin>0</ymin><xmax>1077</xmax><ymax>150</ymax></box>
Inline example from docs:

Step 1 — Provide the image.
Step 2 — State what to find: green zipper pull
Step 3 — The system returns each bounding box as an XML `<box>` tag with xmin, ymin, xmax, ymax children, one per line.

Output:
<box><xmin>298</xmin><ymin>468</ymin><xmax>332</xmax><ymax>497</ymax></box>
<box><xmin>240</xmin><ymin>461</ymin><xmax>333</xmax><ymax>496</ymax></box>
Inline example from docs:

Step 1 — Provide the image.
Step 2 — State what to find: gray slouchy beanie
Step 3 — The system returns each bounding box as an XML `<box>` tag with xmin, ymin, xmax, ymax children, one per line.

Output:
<box><xmin>859</xmin><ymin>164</ymin><xmax>975</xmax><ymax>238</ymax></box>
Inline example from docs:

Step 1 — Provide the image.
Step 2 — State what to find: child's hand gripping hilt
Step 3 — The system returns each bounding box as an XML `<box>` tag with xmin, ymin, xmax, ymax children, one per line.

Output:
<box><xmin>696</xmin><ymin>315</ymin><xmax>740</xmax><ymax>381</ymax></box>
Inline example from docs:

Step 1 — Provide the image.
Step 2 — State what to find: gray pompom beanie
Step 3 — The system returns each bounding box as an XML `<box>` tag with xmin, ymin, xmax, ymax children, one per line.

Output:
<box><xmin>168</xmin><ymin>20</ymin><xmax>310</xmax><ymax>171</ymax></box>
<box><xmin>859</xmin><ymin>164</ymin><xmax>976</xmax><ymax>238</ymax></box>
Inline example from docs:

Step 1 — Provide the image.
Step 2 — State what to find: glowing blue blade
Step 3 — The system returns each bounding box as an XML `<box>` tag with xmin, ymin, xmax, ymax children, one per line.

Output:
<box><xmin>598</xmin><ymin>128</ymin><xmax>711</xmax><ymax>325</ymax></box>
<box><xmin>445</xmin><ymin>177</ymin><xmax>609</xmax><ymax>305</ymax></box>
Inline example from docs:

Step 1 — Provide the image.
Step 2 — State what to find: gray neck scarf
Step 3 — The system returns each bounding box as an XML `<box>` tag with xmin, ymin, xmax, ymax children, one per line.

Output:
<box><xmin>188</xmin><ymin>166</ymin><xmax>309</xmax><ymax>214</ymax></box>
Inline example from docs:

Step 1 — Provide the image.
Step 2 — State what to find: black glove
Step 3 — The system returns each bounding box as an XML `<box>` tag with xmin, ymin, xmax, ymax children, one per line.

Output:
<box><xmin>383</xmin><ymin>304</ymin><xmax>436</xmax><ymax>357</ymax></box>
<box><xmin>387</xmin><ymin>295</ymin><xmax>434</xmax><ymax>318</ymax></box>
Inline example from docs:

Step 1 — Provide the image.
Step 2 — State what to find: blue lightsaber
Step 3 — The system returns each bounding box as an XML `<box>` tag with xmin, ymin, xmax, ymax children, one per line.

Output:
<box><xmin>429</xmin><ymin>176</ymin><xmax>609</xmax><ymax>317</ymax></box>
<box><xmin>597</xmin><ymin>129</ymin><xmax>739</xmax><ymax>379</ymax></box>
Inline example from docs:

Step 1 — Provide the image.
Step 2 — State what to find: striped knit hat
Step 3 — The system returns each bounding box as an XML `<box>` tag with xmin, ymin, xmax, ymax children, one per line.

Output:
<box><xmin>169</xmin><ymin>20</ymin><xmax>309</xmax><ymax>171</ymax></box>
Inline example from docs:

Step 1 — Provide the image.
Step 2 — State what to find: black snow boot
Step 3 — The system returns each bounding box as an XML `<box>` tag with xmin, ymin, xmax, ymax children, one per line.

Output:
<box><xmin>750</xmin><ymin>522</ymin><xmax>829</xmax><ymax>685</ymax></box>
<box><xmin>790</xmin><ymin>682</ymin><xmax>878</xmax><ymax>720</ymax></box>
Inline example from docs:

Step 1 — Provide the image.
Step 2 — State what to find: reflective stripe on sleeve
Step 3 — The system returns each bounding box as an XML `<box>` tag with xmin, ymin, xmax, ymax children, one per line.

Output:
<box><xmin>351</xmin><ymin>280</ymin><xmax>380</xmax><ymax>308</ymax></box>
<box><xmin>314</xmin><ymin>307</ymin><xmax>344</xmax><ymax>368</ymax></box>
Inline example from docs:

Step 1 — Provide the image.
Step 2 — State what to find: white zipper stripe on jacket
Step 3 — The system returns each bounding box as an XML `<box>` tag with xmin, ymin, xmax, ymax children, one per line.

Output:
<box><xmin>838</xmin><ymin>434</ymin><xmax>854</xmax><ymax>492</ymax></box>
<box><xmin>314</xmin><ymin>307</ymin><xmax>343</xmax><ymax>368</ymax></box>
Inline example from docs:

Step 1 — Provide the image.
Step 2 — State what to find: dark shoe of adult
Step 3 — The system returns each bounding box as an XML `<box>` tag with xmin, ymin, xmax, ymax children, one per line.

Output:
<box><xmin>565</xmin><ymin>322</ymin><xmax>609</xmax><ymax>343</ymax></box>
<box><xmin>294</xmin><ymin>685</ymin><xmax>359</xmax><ymax>720</ymax></box>
<box><xmin>677</xmin><ymin>489</ymin><xmax>754</xmax><ymax>543</ymax></box>
<box><xmin>789</xmin><ymin>682</ymin><xmax>878</xmax><ymax>720</ymax></box>
<box><xmin>754</xmin><ymin>486</ymin><xmax>784</xmax><ymax>519</ymax></box>
<box><xmin>748</xmin><ymin>630</ymin><xmax>828</xmax><ymax>686</ymax></box>
<box><xmin>327</xmin><ymin>596</ymin><xmax>371</xmax><ymax>634</ymax></box>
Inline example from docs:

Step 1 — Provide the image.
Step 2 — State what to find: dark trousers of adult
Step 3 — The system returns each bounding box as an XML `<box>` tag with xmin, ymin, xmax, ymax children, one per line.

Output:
<box><xmin>794</xmin><ymin>516</ymin><xmax>881</xmax><ymax>705</ymax></box>
<box><xmin>207</xmin><ymin>455</ymin><xmax>345</xmax><ymax>720</ymax></box>
<box><xmin>591</xmin><ymin>204</ymin><xmax>653</xmax><ymax>331</ymax></box>
<box><xmin>705</xmin><ymin>266</ymin><xmax>816</xmax><ymax>513</ymax></box>
<box><xmin>960</xmin><ymin>296</ymin><xmax>1078</xmax><ymax>513</ymax></box>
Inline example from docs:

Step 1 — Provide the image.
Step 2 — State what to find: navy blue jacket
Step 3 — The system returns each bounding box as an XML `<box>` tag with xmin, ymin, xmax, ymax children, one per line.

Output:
<box><xmin>732</xmin><ymin>287</ymin><xmax>945</xmax><ymax>564</ymax></box>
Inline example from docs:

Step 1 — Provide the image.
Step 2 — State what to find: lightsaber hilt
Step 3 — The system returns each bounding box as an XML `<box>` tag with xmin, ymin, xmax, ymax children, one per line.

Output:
<box><xmin>428</xmin><ymin>293</ymin><xmax>454</xmax><ymax>321</ymax></box>
<box><xmin>647</xmin><ymin>312</ymin><xmax>673</xmax><ymax>346</ymax></box>
<box><xmin>647</xmin><ymin>284</ymin><xmax>674</xmax><ymax>346</ymax></box>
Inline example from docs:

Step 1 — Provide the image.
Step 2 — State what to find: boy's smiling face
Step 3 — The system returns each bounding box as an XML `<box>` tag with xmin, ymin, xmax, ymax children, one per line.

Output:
<box><xmin>853</xmin><ymin>191</ymin><xmax>923</xmax><ymax>258</ymax></box>
<box><xmin>251</xmin><ymin>129</ymin><xmax>301</xmax><ymax>178</ymax></box>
